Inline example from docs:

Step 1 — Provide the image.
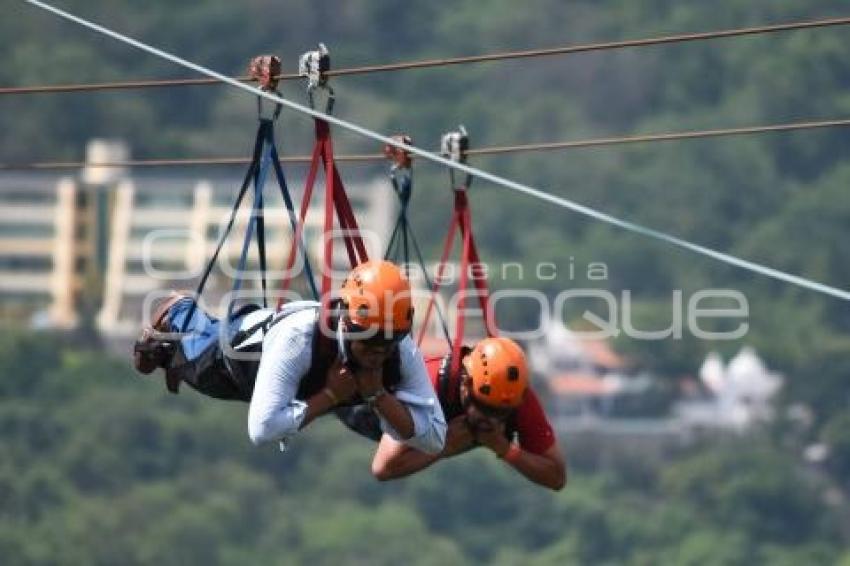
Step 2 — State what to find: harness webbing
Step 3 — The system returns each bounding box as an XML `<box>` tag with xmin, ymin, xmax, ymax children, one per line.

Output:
<box><xmin>383</xmin><ymin>166</ymin><xmax>451</xmax><ymax>344</ymax></box>
<box><xmin>417</xmin><ymin>186</ymin><xmax>498</xmax><ymax>407</ymax></box>
<box><xmin>280</xmin><ymin>118</ymin><xmax>368</xmax><ymax>314</ymax></box>
<box><xmin>182</xmin><ymin>118</ymin><xmax>316</xmax><ymax>331</ymax></box>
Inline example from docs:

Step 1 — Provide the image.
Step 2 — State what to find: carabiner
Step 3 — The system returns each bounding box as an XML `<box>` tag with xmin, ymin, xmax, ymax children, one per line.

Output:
<box><xmin>248</xmin><ymin>54</ymin><xmax>283</xmax><ymax>120</ymax></box>
<box><xmin>299</xmin><ymin>43</ymin><xmax>335</xmax><ymax>115</ymax></box>
<box><xmin>440</xmin><ymin>125</ymin><xmax>472</xmax><ymax>189</ymax></box>
<box><xmin>384</xmin><ymin>134</ymin><xmax>413</xmax><ymax>203</ymax></box>
<box><xmin>384</xmin><ymin>134</ymin><xmax>413</xmax><ymax>170</ymax></box>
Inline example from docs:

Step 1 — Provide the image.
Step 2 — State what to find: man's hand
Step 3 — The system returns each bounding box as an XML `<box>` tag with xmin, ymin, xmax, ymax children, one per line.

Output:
<box><xmin>471</xmin><ymin>417</ymin><xmax>510</xmax><ymax>457</ymax></box>
<box><xmin>354</xmin><ymin>366</ymin><xmax>384</xmax><ymax>397</ymax></box>
<box><xmin>442</xmin><ymin>415</ymin><xmax>476</xmax><ymax>457</ymax></box>
<box><xmin>325</xmin><ymin>360</ymin><xmax>358</xmax><ymax>404</ymax></box>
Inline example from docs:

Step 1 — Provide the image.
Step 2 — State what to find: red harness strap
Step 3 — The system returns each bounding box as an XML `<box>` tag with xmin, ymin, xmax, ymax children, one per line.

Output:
<box><xmin>418</xmin><ymin>188</ymin><xmax>498</xmax><ymax>407</ymax></box>
<box><xmin>280</xmin><ymin>119</ymin><xmax>368</xmax><ymax>311</ymax></box>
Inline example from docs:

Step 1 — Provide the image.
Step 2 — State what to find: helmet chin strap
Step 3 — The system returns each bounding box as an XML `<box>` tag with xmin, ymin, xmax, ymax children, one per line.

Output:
<box><xmin>336</xmin><ymin>317</ymin><xmax>354</xmax><ymax>369</ymax></box>
<box><xmin>458</xmin><ymin>377</ymin><xmax>470</xmax><ymax>408</ymax></box>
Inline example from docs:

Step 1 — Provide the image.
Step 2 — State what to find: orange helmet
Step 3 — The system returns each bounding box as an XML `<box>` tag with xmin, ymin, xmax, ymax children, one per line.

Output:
<box><xmin>463</xmin><ymin>337</ymin><xmax>529</xmax><ymax>409</ymax></box>
<box><xmin>339</xmin><ymin>260</ymin><xmax>414</xmax><ymax>335</ymax></box>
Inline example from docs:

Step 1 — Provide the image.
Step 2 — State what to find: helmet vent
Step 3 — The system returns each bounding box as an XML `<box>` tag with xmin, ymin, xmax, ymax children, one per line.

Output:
<box><xmin>507</xmin><ymin>366</ymin><xmax>519</xmax><ymax>381</ymax></box>
<box><xmin>478</xmin><ymin>384</ymin><xmax>491</xmax><ymax>396</ymax></box>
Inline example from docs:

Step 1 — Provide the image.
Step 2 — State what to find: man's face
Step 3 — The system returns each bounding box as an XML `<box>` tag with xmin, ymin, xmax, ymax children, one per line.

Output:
<box><xmin>349</xmin><ymin>338</ymin><xmax>395</xmax><ymax>370</ymax></box>
<box><xmin>344</xmin><ymin>318</ymin><xmax>405</xmax><ymax>370</ymax></box>
<box><xmin>460</xmin><ymin>372</ymin><xmax>512</xmax><ymax>430</ymax></box>
<box><xmin>464</xmin><ymin>403</ymin><xmax>501</xmax><ymax>432</ymax></box>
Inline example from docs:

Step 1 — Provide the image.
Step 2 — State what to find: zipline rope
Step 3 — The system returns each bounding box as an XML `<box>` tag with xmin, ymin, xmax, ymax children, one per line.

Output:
<box><xmin>2</xmin><ymin>116</ymin><xmax>849</xmax><ymax>171</ymax></box>
<box><xmin>23</xmin><ymin>0</ymin><xmax>850</xmax><ymax>302</ymax></box>
<box><xmin>3</xmin><ymin>15</ymin><xmax>849</xmax><ymax>95</ymax></box>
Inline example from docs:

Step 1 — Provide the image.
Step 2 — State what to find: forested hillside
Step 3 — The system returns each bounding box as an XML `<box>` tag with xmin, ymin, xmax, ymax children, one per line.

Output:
<box><xmin>1</xmin><ymin>330</ymin><xmax>846</xmax><ymax>564</ymax></box>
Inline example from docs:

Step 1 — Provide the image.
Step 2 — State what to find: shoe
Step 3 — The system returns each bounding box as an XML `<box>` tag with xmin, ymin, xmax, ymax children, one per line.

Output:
<box><xmin>133</xmin><ymin>328</ymin><xmax>176</xmax><ymax>374</ymax></box>
<box><xmin>133</xmin><ymin>292</ymin><xmax>192</xmax><ymax>375</ymax></box>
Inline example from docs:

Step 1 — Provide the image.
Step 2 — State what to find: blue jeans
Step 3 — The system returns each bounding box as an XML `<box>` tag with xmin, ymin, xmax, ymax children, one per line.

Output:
<box><xmin>163</xmin><ymin>299</ymin><xmax>265</xmax><ymax>401</ymax></box>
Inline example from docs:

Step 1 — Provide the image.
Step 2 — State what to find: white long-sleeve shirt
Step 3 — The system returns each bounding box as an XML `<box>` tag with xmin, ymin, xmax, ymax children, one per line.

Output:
<box><xmin>246</xmin><ymin>302</ymin><xmax>446</xmax><ymax>454</ymax></box>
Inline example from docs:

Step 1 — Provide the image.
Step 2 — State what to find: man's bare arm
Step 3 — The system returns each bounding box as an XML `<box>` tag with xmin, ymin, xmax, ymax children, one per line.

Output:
<box><xmin>502</xmin><ymin>443</ymin><xmax>567</xmax><ymax>491</ymax></box>
<box><xmin>474</xmin><ymin>421</ymin><xmax>567</xmax><ymax>491</ymax></box>
<box><xmin>371</xmin><ymin>416</ymin><xmax>473</xmax><ymax>480</ymax></box>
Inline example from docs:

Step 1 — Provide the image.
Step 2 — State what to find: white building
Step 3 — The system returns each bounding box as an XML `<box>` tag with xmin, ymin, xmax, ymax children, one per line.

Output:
<box><xmin>0</xmin><ymin>139</ymin><xmax>398</xmax><ymax>336</ymax></box>
<box><xmin>529</xmin><ymin>312</ymin><xmax>646</xmax><ymax>419</ymax></box>
<box><xmin>674</xmin><ymin>347</ymin><xmax>783</xmax><ymax>431</ymax></box>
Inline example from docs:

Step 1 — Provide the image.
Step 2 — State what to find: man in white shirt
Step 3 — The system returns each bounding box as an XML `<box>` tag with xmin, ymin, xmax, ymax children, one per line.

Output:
<box><xmin>134</xmin><ymin>260</ymin><xmax>446</xmax><ymax>454</ymax></box>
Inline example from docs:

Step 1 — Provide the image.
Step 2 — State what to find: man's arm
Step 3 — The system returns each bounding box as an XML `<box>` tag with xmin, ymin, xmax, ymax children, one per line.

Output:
<box><xmin>299</xmin><ymin>389</ymin><xmax>340</xmax><ymax>430</ymax></box>
<box><xmin>371</xmin><ymin>416</ymin><xmax>475</xmax><ymax>481</ymax></box>
<box><xmin>474</xmin><ymin>409</ymin><xmax>567</xmax><ymax>491</ymax></box>
<box><xmin>247</xmin><ymin>311</ymin><xmax>315</xmax><ymax>445</ymax></box>
<box><xmin>498</xmin><ymin>441</ymin><xmax>567</xmax><ymax>491</ymax></box>
<box><xmin>370</xmin><ymin>387</ymin><xmax>415</xmax><ymax>439</ymax></box>
<box><xmin>377</xmin><ymin>337</ymin><xmax>447</xmax><ymax>454</ymax></box>
<box><xmin>356</xmin><ymin>367</ymin><xmax>415</xmax><ymax>439</ymax></box>
<box><xmin>300</xmin><ymin>360</ymin><xmax>358</xmax><ymax>430</ymax></box>
<box><xmin>371</xmin><ymin>435</ymin><xmax>438</xmax><ymax>480</ymax></box>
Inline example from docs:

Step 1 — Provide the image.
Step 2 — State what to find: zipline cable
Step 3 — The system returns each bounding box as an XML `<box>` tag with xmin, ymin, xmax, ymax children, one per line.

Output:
<box><xmin>0</xmin><ymin>154</ymin><xmax>382</xmax><ymax>171</ymax></box>
<box><xmin>23</xmin><ymin>0</ymin><xmax>850</xmax><ymax>302</ymax></box>
<box><xmin>2</xmin><ymin>116</ymin><xmax>849</xmax><ymax>171</ymax></box>
<box><xmin>3</xmin><ymin>15</ymin><xmax>850</xmax><ymax>95</ymax></box>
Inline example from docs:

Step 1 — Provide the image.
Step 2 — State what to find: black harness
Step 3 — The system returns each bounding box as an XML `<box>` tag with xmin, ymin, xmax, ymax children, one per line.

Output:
<box><xmin>221</xmin><ymin>308</ymin><xmax>402</xmax><ymax>404</ymax></box>
<box><xmin>296</xmin><ymin>319</ymin><xmax>403</xmax><ymax>404</ymax></box>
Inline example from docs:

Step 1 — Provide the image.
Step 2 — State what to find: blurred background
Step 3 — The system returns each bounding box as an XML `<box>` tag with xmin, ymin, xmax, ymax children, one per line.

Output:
<box><xmin>2</xmin><ymin>1</ymin><xmax>850</xmax><ymax>564</ymax></box>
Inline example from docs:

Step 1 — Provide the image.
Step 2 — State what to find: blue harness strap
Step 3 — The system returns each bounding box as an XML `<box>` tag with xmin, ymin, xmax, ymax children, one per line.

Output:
<box><xmin>268</xmin><ymin>126</ymin><xmax>319</xmax><ymax>300</ymax></box>
<box><xmin>384</xmin><ymin>166</ymin><xmax>451</xmax><ymax>344</ymax></box>
<box><xmin>183</xmin><ymin>116</ymin><xmax>318</xmax><ymax>333</ymax></box>
<box><xmin>384</xmin><ymin>167</ymin><xmax>411</xmax><ymax>263</ymax></box>
<box><xmin>180</xmin><ymin>130</ymin><xmax>262</xmax><ymax>332</ymax></box>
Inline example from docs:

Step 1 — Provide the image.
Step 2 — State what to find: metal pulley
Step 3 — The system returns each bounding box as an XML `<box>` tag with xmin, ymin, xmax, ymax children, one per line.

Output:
<box><xmin>248</xmin><ymin>55</ymin><xmax>282</xmax><ymax>91</ymax></box>
<box><xmin>247</xmin><ymin>54</ymin><xmax>283</xmax><ymax>120</ymax></box>
<box><xmin>440</xmin><ymin>125</ymin><xmax>472</xmax><ymax>189</ymax></box>
<box><xmin>384</xmin><ymin>134</ymin><xmax>413</xmax><ymax>169</ymax></box>
<box><xmin>440</xmin><ymin>125</ymin><xmax>469</xmax><ymax>163</ymax></box>
<box><xmin>298</xmin><ymin>43</ymin><xmax>335</xmax><ymax>113</ymax></box>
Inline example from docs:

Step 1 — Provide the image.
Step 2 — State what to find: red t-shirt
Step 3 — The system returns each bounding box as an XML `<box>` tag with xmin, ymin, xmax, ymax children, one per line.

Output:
<box><xmin>424</xmin><ymin>356</ymin><xmax>556</xmax><ymax>455</ymax></box>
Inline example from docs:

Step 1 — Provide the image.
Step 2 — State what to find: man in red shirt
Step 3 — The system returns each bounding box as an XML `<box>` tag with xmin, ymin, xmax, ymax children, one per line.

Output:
<box><xmin>340</xmin><ymin>337</ymin><xmax>566</xmax><ymax>490</ymax></box>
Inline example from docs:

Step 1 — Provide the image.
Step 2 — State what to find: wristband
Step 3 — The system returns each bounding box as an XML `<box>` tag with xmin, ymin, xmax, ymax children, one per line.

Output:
<box><xmin>501</xmin><ymin>444</ymin><xmax>522</xmax><ymax>465</ymax></box>
<box><xmin>322</xmin><ymin>387</ymin><xmax>339</xmax><ymax>405</ymax></box>
<box><xmin>364</xmin><ymin>388</ymin><xmax>387</xmax><ymax>407</ymax></box>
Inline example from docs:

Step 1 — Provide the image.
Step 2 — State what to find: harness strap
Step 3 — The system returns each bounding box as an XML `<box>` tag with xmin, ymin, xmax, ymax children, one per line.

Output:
<box><xmin>323</xmin><ymin>122</ymin><xmax>368</xmax><ymax>264</ymax></box>
<box><xmin>437</xmin><ymin>354</ymin><xmax>454</xmax><ymax>417</ymax></box>
<box><xmin>417</xmin><ymin>188</ymin><xmax>497</xmax><ymax>408</ymax></box>
<box><xmin>229</xmin><ymin>311</ymin><xmax>275</xmax><ymax>350</ymax></box>
<box><xmin>241</xmin><ymin>129</ymin><xmax>272</xmax><ymax>311</ymax></box>
<box><xmin>269</xmin><ymin>128</ymin><xmax>318</xmax><ymax>300</ymax></box>
<box><xmin>184</xmin><ymin>118</ymin><xmax>309</xmax><ymax>331</ymax></box>
<box><xmin>416</xmin><ymin>207</ymin><xmax>459</xmax><ymax>345</ymax></box>
<box><xmin>384</xmin><ymin>168</ymin><xmax>411</xmax><ymax>264</ymax></box>
<box><xmin>181</xmin><ymin>129</ymin><xmax>262</xmax><ymax>332</ymax></box>
<box><xmin>279</xmin><ymin>118</ymin><xmax>369</xmax><ymax>314</ymax></box>
<box><xmin>280</xmin><ymin>138</ymin><xmax>323</xmax><ymax>296</ymax></box>
<box><xmin>384</xmin><ymin>166</ymin><xmax>451</xmax><ymax>344</ymax></box>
